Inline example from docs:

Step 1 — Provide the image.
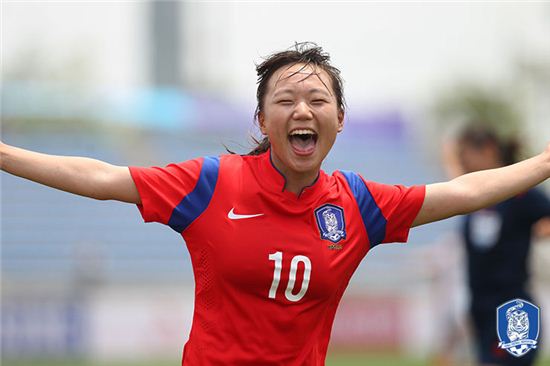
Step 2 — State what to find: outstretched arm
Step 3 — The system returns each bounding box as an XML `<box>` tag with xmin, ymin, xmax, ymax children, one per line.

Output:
<box><xmin>413</xmin><ymin>143</ymin><xmax>550</xmax><ymax>227</ymax></box>
<box><xmin>0</xmin><ymin>142</ymin><xmax>140</xmax><ymax>203</ymax></box>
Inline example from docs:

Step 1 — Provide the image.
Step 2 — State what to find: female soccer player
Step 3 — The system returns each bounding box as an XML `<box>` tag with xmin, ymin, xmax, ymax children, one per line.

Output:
<box><xmin>454</xmin><ymin>126</ymin><xmax>550</xmax><ymax>366</ymax></box>
<box><xmin>2</xmin><ymin>43</ymin><xmax>550</xmax><ymax>365</ymax></box>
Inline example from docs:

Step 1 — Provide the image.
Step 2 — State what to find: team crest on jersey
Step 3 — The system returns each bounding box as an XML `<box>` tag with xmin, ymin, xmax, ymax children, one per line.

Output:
<box><xmin>497</xmin><ymin>299</ymin><xmax>540</xmax><ymax>357</ymax></box>
<box><xmin>315</xmin><ymin>204</ymin><xmax>346</xmax><ymax>248</ymax></box>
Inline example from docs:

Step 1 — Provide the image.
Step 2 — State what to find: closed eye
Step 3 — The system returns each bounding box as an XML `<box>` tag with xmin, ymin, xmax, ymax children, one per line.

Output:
<box><xmin>311</xmin><ymin>99</ymin><xmax>328</xmax><ymax>105</ymax></box>
<box><xmin>277</xmin><ymin>100</ymin><xmax>294</xmax><ymax>105</ymax></box>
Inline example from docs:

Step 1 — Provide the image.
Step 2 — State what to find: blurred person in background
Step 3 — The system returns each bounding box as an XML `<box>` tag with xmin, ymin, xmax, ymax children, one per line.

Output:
<box><xmin>2</xmin><ymin>43</ymin><xmax>550</xmax><ymax>365</ymax></box>
<box><xmin>443</xmin><ymin>124</ymin><xmax>550</xmax><ymax>366</ymax></box>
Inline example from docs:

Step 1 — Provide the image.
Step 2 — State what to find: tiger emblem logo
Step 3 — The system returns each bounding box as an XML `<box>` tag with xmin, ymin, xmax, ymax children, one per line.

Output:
<box><xmin>497</xmin><ymin>299</ymin><xmax>539</xmax><ymax>357</ymax></box>
<box><xmin>322</xmin><ymin>209</ymin><xmax>344</xmax><ymax>242</ymax></box>
<box><xmin>506</xmin><ymin>304</ymin><xmax>529</xmax><ymax>342</ymax></box>
<box><xmin>314</xmin><ymin>204</ymin><xmax>346</xmax><ymax>245</ymax></box>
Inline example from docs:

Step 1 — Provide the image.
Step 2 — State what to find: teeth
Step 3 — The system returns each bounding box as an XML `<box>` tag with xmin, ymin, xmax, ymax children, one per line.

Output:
<box><xmin>289</xmin><ymin>129</ymin><xmax>316</xmax><ymax>136</ymax></box>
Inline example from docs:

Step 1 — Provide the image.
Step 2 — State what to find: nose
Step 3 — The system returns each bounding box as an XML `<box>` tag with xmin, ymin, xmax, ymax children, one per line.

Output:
<box><xmin>292</xmin><ymin>101</ymin><xmax>313</xmax><ymax>120</ymax></box>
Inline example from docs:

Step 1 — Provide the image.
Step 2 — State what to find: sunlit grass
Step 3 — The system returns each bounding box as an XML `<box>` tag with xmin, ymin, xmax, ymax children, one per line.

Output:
<box><xmin>3</xmin><ymin>354</ymin><xmax>549</xmax><ymax>366</ymax></box>
<box><xmin>0</xmin><ymin>354</ymin><xmax>427</xmax><ymax>366</ymax></box>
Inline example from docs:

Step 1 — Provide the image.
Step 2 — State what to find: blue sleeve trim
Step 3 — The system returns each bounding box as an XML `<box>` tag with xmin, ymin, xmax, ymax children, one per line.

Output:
<box><xmin>340</xmin><ymin>170</ymin><xmax>387</xmax><ymax>247</ymax></box>
<box><xmin>168</xmin><ymin>156</ymin><xmax>220</xmax><ymax>232</ymax></box>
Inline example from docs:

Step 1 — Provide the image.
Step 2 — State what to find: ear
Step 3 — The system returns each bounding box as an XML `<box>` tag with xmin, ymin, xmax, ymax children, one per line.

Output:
<box><xmin>258</xmin><ymin>112</ymin><xmax>268</xmax><ymax>135</ymax></box>
<box><xmin>337</xmin><ymin>110</ymin><xmax>344</xmax><ymax>133</ymax></box>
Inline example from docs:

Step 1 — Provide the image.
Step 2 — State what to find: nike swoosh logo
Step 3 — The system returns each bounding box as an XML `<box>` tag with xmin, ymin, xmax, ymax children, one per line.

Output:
<box><xmin>228</xmin><ymin>208</ymin><xmax>264</xmax><ymax>220</ymax></box>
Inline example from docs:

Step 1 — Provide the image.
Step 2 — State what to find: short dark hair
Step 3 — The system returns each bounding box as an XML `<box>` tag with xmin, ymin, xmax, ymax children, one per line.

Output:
<box><xmin>247</xmin><ymin>42</ymin><xmax>346</xmax><ymax>155</ymax></box>
<box><xmin>458</xmin><ymin>124</ymin><xmax>520</xmax><ymax>165</ymax></box>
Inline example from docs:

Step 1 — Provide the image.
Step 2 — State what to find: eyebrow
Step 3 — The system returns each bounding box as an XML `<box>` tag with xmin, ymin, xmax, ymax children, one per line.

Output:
<box><xmin>272</xmin><ymin>88</ymin><xmax>331</xmax><ymax>98</ymax></box>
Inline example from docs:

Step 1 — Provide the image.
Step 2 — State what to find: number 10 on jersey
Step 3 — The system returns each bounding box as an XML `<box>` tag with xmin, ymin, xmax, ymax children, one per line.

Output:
<box><xmin>268</xmin><ymin>251</ymin><xmax>311</xmax><ymax>302</ymax></box>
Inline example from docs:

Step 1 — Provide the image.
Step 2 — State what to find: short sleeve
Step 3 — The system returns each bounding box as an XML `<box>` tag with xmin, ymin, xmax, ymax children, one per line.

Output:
<box><xmin>340</xmin><ymin>170</ymin><xmax>425</xmax><ymax>247</ymax></box>
<box><xmin>129</xmin><ymin>156</ymin><xmax>220</xmax><ymax>232</ymax></box>
<box><xmin>364</xmin><ymin>180</ymin><xmax>425</xmax><ymax>244</ymax></box>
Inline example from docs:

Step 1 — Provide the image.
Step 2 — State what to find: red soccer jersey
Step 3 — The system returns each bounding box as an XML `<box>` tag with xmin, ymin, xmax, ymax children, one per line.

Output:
<box><xmin>129</xmin><ymin>150</ymin><xmax>425</xmax><ymax>365</ymax></box>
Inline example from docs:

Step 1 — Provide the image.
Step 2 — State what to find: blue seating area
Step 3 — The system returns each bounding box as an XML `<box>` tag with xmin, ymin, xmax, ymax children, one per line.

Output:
<box><xmin>2</xmin><ymin>121</ymin><xmax>450</xmax><ymax>286</ymax></box>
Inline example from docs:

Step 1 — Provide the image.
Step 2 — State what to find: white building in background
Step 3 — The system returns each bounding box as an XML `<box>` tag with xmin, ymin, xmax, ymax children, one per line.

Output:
<box><xmin>4</xmin><ymin>2</ymin><xmax>549</xmax><ymax>145</ymax></box>
<box><xmin>3</xmin><ymin>2</ymin><xmax>549</xmax><ymax>106</ymax></box>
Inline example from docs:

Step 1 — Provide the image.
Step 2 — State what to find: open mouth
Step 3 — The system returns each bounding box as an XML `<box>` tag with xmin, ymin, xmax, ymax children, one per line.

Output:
<box><xmin>288</xmin><ymin>129</ymin><xmax>318</xmax><ymax>155</ymax></box>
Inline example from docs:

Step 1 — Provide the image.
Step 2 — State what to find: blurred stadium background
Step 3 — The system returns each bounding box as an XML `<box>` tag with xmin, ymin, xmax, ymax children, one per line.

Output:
<box><xmin>2</xmin><ymin>2</ymin><xmax>550</xmax><ymax>365</ymax></box>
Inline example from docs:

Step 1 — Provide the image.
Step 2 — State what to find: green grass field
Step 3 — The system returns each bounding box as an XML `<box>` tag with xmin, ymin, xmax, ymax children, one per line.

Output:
<box><xmin>1</xmin><ymin>355</ymin><xmax>425</xmax><ymax>366</ymax></box>
<box><xmin>3</xmin><ymin>354</ymin><xmax>549</xmax><ymax>366</ymax></box>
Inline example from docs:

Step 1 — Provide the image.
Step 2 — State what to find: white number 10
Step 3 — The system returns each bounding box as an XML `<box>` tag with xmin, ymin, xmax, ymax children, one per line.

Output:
<box><xmin>268</xmin><ymin>251</ymin><xmax>311</xmax><ymax>302</ymax></box>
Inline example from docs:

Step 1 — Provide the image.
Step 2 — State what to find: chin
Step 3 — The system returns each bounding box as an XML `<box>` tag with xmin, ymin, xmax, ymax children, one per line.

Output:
<box><xmin>289</xmin><ymin>154</ymin><xmax>322</xmax><ymax>173</ymax></box>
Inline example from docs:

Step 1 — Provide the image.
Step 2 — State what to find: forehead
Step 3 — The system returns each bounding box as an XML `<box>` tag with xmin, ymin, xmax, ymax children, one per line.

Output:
<box><xmin>268</xmin><ymin>63</ymin><xmax>333</xmax><ymax>94</ymax></box>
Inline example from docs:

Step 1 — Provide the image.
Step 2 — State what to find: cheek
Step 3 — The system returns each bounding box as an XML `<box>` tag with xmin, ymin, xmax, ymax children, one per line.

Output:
<box><xmin>262</xmin><ymin>121</ymin><xmax>287</xmax><ymax>145</ymax></box>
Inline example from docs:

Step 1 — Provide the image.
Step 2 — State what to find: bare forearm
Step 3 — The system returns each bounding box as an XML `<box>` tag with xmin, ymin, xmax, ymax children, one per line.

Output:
<box><xmin>452</xmin><ymin>151</ymin><xmax>550</xmax><ymax>213</ymax></box>
<box><xmin>414</xmin><ymin>147</ymin><xmax>550</xmax><ymax>226</ymax></box>
<box><xmin>0</xmin><ymin>143</ymin><xmax>139</xmax><ymax>202</ymax></box>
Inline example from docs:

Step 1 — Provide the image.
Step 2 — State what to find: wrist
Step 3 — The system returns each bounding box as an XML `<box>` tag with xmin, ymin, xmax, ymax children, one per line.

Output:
<box><xmin>541</xmin><ymin>144</ymin><xmax>550</xmax><ymax>178</ymax></box>
<box><xmin>0</xmin><ymin>143</ymin><xmax>7</xmax><ymax>170</ymax></box>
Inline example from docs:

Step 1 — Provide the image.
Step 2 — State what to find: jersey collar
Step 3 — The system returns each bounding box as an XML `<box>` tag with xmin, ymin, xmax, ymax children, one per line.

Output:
<box><xmin>257</xmin><ymin>149</ymin><xmax>328</xmax><ymax>202</ymax></box>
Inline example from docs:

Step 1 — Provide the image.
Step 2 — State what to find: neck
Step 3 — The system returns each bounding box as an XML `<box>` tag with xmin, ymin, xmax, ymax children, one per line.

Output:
<box><xmin>284</xmin><ymin>171</ymin><xmax>319</xmax><ymax>195</ymax></box>
<box><xmin>270</xmin><ymin>152</ymin><xmax>319</xmax><ymax>195</ymax></box>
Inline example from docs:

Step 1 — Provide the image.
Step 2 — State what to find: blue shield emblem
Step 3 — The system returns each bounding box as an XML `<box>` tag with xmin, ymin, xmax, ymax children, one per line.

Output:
<box><xmin>315</xmin><ymin>204</ymin><xmax>346</xmax><ymax>244</ymax></box>
<box><xmin>497</xmin><ymin>299</ymin><xmax>540</xmax><ymax>357</ymax></box>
